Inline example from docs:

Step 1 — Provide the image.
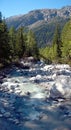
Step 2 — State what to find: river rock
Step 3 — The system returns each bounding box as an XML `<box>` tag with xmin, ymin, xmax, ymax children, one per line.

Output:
<box><xmin>50</xmin><ymin>84</ymin><xmax>63</xmax><ymax>99</ymax></box>
<box><xmin>3</xmin><ymin>112</ymin><xmax>11</xmax><ymax>118</ymax></box>
<box><xmin>50</xmin><ymin>76</ymin><xmax>71</xmax><ymax>99</ymax></box>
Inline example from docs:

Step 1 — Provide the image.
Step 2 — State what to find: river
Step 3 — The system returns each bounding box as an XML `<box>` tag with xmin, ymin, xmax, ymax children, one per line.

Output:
<box><xmin>0</xmin><ymin>61</ymin><xmax>71</xmax><ymax>130</ymax></box>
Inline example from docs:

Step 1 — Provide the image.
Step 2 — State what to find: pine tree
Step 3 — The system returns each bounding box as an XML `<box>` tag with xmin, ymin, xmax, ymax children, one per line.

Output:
<box><xmin>9</xmin><ymin>26</ymin><xmax>16</xmax><ymax>59</ymax></box>
<box><xmin>0</xmin><ymin>19</ymin><xmax>10</xmax><ymax>63</ymax></box>
<box><xmin>52</xmin><ymin>24</ymin><xmax>62</xmax><ymax>61</ymax></box>
<box><xmin>26</xmin><ymin>30</ymin><xmax>39</xmax><ymax>59</ymax></box>
<box><xmin>61</xmin><ymin>20</ymin><xmax>71</xmax><ymax>63</ymax></box>
<box><xmin>15</xmin><ymin>27</ymin><xmax>25</xmax><ymax>58</ymax></box>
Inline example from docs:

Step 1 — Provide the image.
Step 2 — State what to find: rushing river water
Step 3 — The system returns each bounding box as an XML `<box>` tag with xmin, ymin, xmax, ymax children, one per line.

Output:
<box><xmin>0</xmin><ymin>62</ymin><xmax>71</xmax><ymax>130</ymax></box>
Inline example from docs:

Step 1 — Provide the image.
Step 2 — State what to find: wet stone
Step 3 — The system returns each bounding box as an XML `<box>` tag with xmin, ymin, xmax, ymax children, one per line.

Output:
<box><xmin>0</xmin><ymin>114</ymin><xmax>3</xmax><ymax>117</ymax></box>
<box><xmin>0</xmin><ymin>64</ymin><xmax>71</xmax><ymax>130</ymax></box>
<box><xmin>3</xmin><ymin>112</ymin><xmax>11</xmax><ymax>118</ymax></box>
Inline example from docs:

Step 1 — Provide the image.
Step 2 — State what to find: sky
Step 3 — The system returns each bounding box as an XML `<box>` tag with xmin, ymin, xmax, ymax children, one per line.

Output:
<box><xmin>0</xmin><ymin>0</ymin><xmax>71</xmax><ymax>18</ymax></box>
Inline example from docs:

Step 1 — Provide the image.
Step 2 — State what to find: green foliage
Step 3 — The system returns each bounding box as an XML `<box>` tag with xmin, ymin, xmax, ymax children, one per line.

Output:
<box><xmin>39</xmin><ymin>46</ymin><xmax>52</xmax><ymax>63</ymax></box>
<box><xmin>61</xmin><ymin>20</ymin><xmax>71</xmax><ymax>63</ymax></box>
<box><xmin>0</xmin><ymin>13</ymin><xmax>39</xmax><ymax>65</ymax></box>
<box><xmin>34</xmin><ymin>18</ymin><xmax>68</xmax><ymax>48</ymax></box>
<box><xmin>40</xmin><ymin>20</ymin><xmax>71</xmax><ymax>64</ymax></box>
<box><xmin>26</xmin><ymin>30</ymin><xmax>39</xmax><ymax>59</ymax></box>
<box><xmin>9</xmin><ymin>26</ymin><xmax>16</xmax><ymax>59</ymax></box>
<box><xmin>15</xmin><ymin>27</ymin><xmax>24</xmax><ymax>57</ymax></box>
<box><xmin>51</xmin><ymin>24</ymin><xmax>62</xmax><ymax>62</ymax></box>
<box><xmin>34</xmin><ymin>22</ymin><xmax>56</xmax><ymax>47</ymax></box>
<box><xmin>6</xmin><ymin>4</ymin><xmax>71</xmax><ymax>47</ymax></box>
<box><xmin>9</xmin><ymin>27</ymin><xmax>39</xmax><ymax>61</ymax></box>
<box><xmin>0</xmin><ymin>11</ymin><xmax>71</xmax><ymax>66</ymax></box>
<box><xmin>0</xmin><ymin>19</ymin><xmax>10</xmax><ymax>63</ymax></box>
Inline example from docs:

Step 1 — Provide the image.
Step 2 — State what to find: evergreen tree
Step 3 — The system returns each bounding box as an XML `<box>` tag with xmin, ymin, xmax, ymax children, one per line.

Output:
<box><xmin>61</xmin><ymin>20</ymin><xmax>71</xmax><ymax>63</ymax></box>
<box><xmin>0</xmin><ymin>19</ymin><xmax>10</xmax><ymax>63</ymax></box>
<box><xmin>15</xmin><ymin>27</ymin><xmax>25</xmax><ymax>58</ymax></box>
<box><xmin>52</xmin><ymin>24</ymin><xmax>62</xmax><ymax>61</ymax></box>
<box><xmin>26</xmin><ymin>30</ymin><xmax>39</xmax><ymax>59</ymax></box>
<box><xmin>9</xmin><ymin>26</ymin><xmax>16</xmax><ymax>59</ymax></box>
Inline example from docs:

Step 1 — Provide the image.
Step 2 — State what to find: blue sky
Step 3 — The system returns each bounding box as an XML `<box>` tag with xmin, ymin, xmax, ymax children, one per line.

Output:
<box><xmin>0</xmin><ymin>0</ymin><xmax>71</xmax><ymax>18</ymax></box>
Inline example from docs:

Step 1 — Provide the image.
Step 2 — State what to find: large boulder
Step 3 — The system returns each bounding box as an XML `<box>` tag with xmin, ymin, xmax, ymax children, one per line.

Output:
<box><xmin>50</xmin><ymin>76</ymin><xmax>71</xmax><ymax>99</ymax></box>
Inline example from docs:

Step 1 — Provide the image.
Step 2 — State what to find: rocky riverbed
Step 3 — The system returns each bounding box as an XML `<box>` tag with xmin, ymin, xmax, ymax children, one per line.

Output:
<box><xmin>0</xmin><ymin>61</ymin><xmax>71</xmax><ymax>130</ymax></box>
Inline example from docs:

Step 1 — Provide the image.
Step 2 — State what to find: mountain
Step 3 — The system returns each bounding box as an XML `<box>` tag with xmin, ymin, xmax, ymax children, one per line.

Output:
<box><xmin>6</xmin><ymin>6</ymin><xmax>71</xmax><ymax>47</ymax></box>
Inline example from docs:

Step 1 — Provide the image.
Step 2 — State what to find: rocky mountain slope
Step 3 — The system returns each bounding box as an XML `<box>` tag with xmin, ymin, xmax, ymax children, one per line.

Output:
<box><xmin>6</xmin><ymin>6</ymin><xmax>71</xmax><ymax>47</ymax></box>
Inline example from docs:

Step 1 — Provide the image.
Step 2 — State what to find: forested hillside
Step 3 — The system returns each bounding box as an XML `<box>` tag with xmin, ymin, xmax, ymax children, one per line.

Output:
<box><xmin>0</xmin><ymin>12</ymin><xmax>39</xmax><ymax>67</ymax></box>
<box><xmin>0</xmin><ymin>6</ymin><xmax>71</xmax><ymax>66</ymax></box>
<box><xmin>40</xmin><ymin>20</ymin><xmax>71</xmax><ymax>65</ymax></box>
<box><xmin>6</xmin><ymin>6</ymin><xmax>71</xmax><ymax>47</ymax></box>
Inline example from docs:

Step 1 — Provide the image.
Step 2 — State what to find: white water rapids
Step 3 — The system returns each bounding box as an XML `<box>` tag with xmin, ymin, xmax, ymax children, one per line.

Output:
<box><xmin>0</xmin><ymin>62</ymin><xmax>71</xmax><ymax>130</ymax></box>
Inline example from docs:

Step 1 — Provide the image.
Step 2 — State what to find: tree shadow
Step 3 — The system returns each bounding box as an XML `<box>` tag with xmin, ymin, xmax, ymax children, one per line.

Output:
<box><xmin>0</xmin><ymin>87</ymin><xmax>71</xmax><ymax>130</ymax></box>
<box><xmin>0</xmin><ymin>66</ymin><xmax>71</xmax><ymax>130</ymax></box>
